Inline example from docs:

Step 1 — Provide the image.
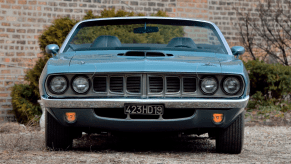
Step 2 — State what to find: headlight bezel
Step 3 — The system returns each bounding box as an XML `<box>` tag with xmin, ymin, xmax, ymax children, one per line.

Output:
<box><xmin>221</xmin><ymin>76</ymin><xmax>243</xmax><ymax>95</ymax></box>
<box><xmin>71</xmin><ymin>75</ymin><xmax>91</xmax><ymax>94</ymax></box>
<box><xmin>47</xmin><ymin>75</ymin><xmax>69</xmax><ymax>95</ymax></box>
<box><xmin>199</xmin><ymin>76</ymin><xmax>219</xmax><ymax>95</ymax></box>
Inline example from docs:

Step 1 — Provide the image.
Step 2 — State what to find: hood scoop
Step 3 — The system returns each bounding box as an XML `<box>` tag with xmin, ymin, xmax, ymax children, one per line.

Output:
<box><xmin>146</xmin><ymin>52</ymin><xmax>166</xmax><ymax>57</ymax></box>
<box><xmin>118</xmin><ymin>51</ymin><xmax>170</xmax><ymax>57</ymax></box>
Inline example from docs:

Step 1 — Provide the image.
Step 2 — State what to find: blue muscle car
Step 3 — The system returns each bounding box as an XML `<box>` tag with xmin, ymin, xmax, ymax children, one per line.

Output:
<box><xmin>40</xmin><ymin>17</ymin><xmax>249</xmax><ymax>154</ymax></box>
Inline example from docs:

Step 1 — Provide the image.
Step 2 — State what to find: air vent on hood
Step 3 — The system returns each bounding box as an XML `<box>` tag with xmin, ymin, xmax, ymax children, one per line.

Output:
<box><xmin>124</xmin><ymin>51</ymin><xmax>145</xmax><ymax>56</ymax></box>
<box><xmin>146</xmin><ymin>52</ymin><xmax>165</xmax><ymax>57</ymax></box>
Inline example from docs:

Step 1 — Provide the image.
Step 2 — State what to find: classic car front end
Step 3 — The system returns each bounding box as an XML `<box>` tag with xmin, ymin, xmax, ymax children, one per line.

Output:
<box><xmin>40</xmin><ymin>17</ymin><xmax>249</xmax><ymax>154</ymax></box>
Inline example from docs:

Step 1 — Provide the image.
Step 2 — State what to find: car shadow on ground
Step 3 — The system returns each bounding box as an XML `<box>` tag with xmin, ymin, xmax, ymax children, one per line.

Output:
<box><xmin>72</xmin><ymin>133</ymin><xmax>216</xmax><ymax>153</ymax></box>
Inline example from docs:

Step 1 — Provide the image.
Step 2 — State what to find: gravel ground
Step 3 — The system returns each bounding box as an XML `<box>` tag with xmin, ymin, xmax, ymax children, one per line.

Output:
<box><xmin>0</xmin><ymin>125</ymin><xmax>290</xmax><ymax>163</ymax></box>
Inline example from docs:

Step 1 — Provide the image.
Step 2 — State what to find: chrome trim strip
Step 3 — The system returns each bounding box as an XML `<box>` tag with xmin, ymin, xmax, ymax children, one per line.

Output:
<box><xmin>41</xmin><ymin>95</ymin><xmax>249</xmax><ymax>109</ymax></box>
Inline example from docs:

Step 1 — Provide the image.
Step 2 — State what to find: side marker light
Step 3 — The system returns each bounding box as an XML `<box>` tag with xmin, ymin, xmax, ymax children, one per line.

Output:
<box><xmin>213</xmin><ymin>113</ymin><xmax>223</xmax><ymax>123</ymax></box>
<box><xmin>65</xmin><ymin>112</ymin><xmax>76</xmax><ymax>123</ymax></box>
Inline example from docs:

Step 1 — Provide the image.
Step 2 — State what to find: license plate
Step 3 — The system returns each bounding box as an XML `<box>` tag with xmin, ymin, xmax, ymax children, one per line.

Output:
<box><xmin>124</xmin><ymin>104</ymin><xmax>164</xmax><ymax>115</ymax></box>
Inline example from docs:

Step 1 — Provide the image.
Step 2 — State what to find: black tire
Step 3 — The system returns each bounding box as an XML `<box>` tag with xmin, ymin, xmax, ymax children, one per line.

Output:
<box><xmin>45</xmin><ymin>110</ymin><xmax>73</xmax><ymax>150</ymax></box>
<box><xmin>216</xmin><ymin>112</ymin><xmax>244</xmax><ymax>154</ymax></box>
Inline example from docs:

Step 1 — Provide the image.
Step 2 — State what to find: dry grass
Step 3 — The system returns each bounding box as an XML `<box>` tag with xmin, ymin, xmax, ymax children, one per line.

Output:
<box><xmin>0</xmin><ymin>120</ymin><xmax>45</xmax><ymax>152</ymax></box>
<box><xmin>0</xmin><ymin>121</ymin><xmax>290</xmax><ymax>163</ymax></box>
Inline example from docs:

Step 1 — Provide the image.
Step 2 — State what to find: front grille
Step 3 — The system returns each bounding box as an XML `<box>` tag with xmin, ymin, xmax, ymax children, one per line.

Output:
<box><xmin>166</xmin><ymin>77</ymin><xmax>180</xmax><ymax>92</ymax></box>
<box><xmin>110</xmin><ymin>77</ymin><xmax>123</xmax><ymax>93</ymax></box>
<box><xmin>92</xmin><ymin>74</ymin><xmax>197</xmax><ymax>96</ymax></box>
<box><xmin>127</xmin><ymin>76</ymin><xmax>141</xmax><ymax>93</ymax></box>
<box><xmin>183</xmin><ymin>78</ymin><xmax>196</xmax><ymax>92</ymax></box>
<box><xmin>149</xmin><ymin>76</ymin><xmax>163</xmax><ymax>93</ymax></box>
<box><xmin>93</xmin><ymin>77</ymin><xmax>107</xmax><ymax>92</ymax></box>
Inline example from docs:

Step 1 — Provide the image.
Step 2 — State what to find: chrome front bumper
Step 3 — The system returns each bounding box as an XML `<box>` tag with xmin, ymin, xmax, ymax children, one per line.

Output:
<box><xmin>41</xmin><ymin>96</ymin><xmax>249</xmax><ymax>109</ymax></box>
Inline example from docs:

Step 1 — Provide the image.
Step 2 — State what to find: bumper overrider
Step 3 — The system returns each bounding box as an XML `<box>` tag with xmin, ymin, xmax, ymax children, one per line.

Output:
<box><xmin>42</xmin><ymin>96</ymin><xmax>249</xmax><ymax>132</ymax></box>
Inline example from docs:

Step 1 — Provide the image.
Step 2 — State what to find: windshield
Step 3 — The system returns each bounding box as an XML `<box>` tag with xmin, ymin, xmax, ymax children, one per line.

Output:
<box><xmin>64</xmin><ymin>18</ymin><xmax>227</xmax><ymax>54</ymax></box>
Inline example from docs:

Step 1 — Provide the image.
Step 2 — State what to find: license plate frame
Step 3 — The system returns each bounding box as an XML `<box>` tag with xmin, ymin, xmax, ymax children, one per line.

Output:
<box><xmin>124</xmin><ymin>104</ymin><xmax>164</xmax><ymax>115</ymax></box>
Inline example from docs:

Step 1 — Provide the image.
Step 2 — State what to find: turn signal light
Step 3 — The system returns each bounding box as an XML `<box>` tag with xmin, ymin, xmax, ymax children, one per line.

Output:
<box><xmin>213</xmin><ymin>113</ymin><xmax>223</xmax><ymax>123</ymax></box>
<box><xmin>65</xmin><ymin>112</ymin><xmax>76</xmax><ymax>123</ymax></box>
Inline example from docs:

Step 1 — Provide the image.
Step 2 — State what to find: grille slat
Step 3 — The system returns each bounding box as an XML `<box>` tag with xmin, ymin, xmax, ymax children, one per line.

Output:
<box><xmin>166</xmin><ymin>77</ymin><xmax>180</xmax><ymax>93</ymax></box>
<box><xmin>127</xmin><ymin>76</ymin><xmax>141</xmax><ymax>93</ymax></box>
<box><xmin>183</xmin><ymin>78</ymin><xmax>196</xmax><ymax>92</ymax></box>
<box><xmin>110</xmin><ymin>77</ymin><xmax>123</xmax><ymax>93</ymax></box>
<box><xmin>149</xmin><ymin>77</ymin><xmax>163</xmax><ymax>93</ymax></box>
<box><xmin>93</xmin><ymin>77</ymin><xmax>107</xmax><ymax>92</ymax></box>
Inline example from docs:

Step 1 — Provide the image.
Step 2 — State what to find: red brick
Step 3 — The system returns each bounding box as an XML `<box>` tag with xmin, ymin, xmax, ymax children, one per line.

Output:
<box><xmin>3</xmin><ymin>58</ymin><xmax>10</xmax><ymax>62</ymax></box>
<box><xmin>0</xmin><ymin>34</ymin><xmax>8</xmax><ymax>38</ymax></box>
<box><xmin>2</xmin><ymin>22</ymin><xmax>10</xmax><ymax>26</ymax></box>
<box><xmin>177</xmin><ymin>8</ymin><xmax>184</xmax><ymax>12</ymax></box>
<box><xmin>1</xmin><ymin>70</ymin><xmax>10</xmax><ymax>74</ymax></box>
<box><xmin>7</xmin><ymin>28</ymin><xmax>15</xmax><ymax>32</ymax></box>
<box><xmin>188</xmin><ymin>3</ymin><xmax>195</xmax><ymax>7</ymax></box>
<box><xmin>168</xmin><ymin>13</ymin><xmax>176</xmax><ymax>17</ymax></box>
<box><xmin>29</xmin><ymin>0</ymin><xmax>36</xmax><ymax>5</ymax></box>
<box><xmin>38</xmin><ymin>1</ymin><xmax>47</xmax><ymax>5</ymax></box>
<box><xmin>196</xmin><ymin>4</ymin><xmax>203</xmax><ymax>8</ymax></box>
<box><xmin>12</xmin><ymin>23</ymin><xmax>20</xmax><ymax>27</ymax></box>
<box><xmin>12</xmin><ymin>5</ymin><xmax>21</xmax><ymax>9</ymax></box>
<box><xmin>185</xmin><ymin>8</ymin><xmax>193</xmax><ymax>12</ymax></box>
<box><xmin>6</xmin><ymin>0</ymin><xmax>15</xmax><ymax>4</ymax></box>
<box><xmin>178</xmin><ymin>2</ymin><xmax>187</xmax><ymax>7</ymax></box>
<box><xmin>17</xmin><ymin>29</ymin><xmax>26</xmax><ymax>33</ymax></box>
<box><xmin>1</xmin><ymin>105</ymin><xmax>12</xmax><ymax>109</ymax></box>
<box><xmin>5</xmin><ymin>81</ymin><xmax>13</xmax><ymax>86</ymax></box>
<box><xmin>6</xmin><ymin>16</ymin><xmax>16</xmax><ymax>21</ymax></box>
<box><xmin>18</xmin><ymin>0</ymin><xmax>26</xmax><ymax>4</ymax></box>
<box><xmin>1</xmin><ymin>4</ymin><xmax>10</xmax><ymax>8</ymax></box>
<box><xmin>0</xmin><ymin>93</ymin><xmax>9</xmax><ymax>97</ymax></box>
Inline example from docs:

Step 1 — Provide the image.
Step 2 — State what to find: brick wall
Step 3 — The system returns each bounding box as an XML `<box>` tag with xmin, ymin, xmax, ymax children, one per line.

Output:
<box><xmin>0</xmin><ymin>0</ymin><xmax>288</xmax><ymax>122</ymax></box>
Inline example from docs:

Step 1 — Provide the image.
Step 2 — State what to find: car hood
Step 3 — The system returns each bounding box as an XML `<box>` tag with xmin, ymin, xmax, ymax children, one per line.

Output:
<box><xmin>68</xmin><ymin>51</ymin><xmax>224</xmax><ymax>73</ymax></box>
<box><xmin>46</xmin><ymin>51</ymin><xmax>244</xmax><ymax>75</ymax></box>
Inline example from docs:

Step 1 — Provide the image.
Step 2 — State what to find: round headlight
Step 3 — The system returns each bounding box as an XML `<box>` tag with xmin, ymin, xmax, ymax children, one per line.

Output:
<box><xmin>222</xmin><ymin>77</ymin><xmax>241</xmax><ymax>95</ymax></box>
<box><xmin>49</xmin><ymin>76</ymin><xmax>68</xmax><ymax>94</ymax></box>
<box><xmin>72</xmin><ymin>76</ymin><xmax>90</xmax><ymax>93</ymax></box>
<box><xmin>200</xmin><ymin>76</ymin><xmax>218</xmax><ymax>94</ymax></box>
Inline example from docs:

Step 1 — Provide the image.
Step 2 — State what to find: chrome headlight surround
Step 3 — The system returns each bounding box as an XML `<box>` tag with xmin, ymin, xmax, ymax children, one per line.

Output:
<box><xmin>47</xmin><ymin>75</ymin><xmax>68</xmax><ymax>94</ymax></box>
<box><xmin>71</xmin><ymin>75</ymin><xmax>91</xmax><ymax>94</ymax></box>
<box><xmin>221</xmin><ymin>76</ymin><xmax>242</xmax><ymax>95</ymax></box>
<box><xmin>199</xmin><ymin>76</ymin><xmax>219</xmax><ymax>95</ymax></box>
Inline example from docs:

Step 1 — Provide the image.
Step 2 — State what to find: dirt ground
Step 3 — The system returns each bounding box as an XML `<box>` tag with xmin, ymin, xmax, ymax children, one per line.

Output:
<box><xmin>0</xmin><ymin>123</ymin><xmax>290</xmax><ymax>163</ymax></box>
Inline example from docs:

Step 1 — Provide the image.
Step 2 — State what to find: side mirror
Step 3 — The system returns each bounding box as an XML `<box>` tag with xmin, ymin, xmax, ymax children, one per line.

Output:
<box><xmin>45</xmin><ymin>44</ymin><xmax>59</xmax><ymax>58</ymax></box>
<box><xmin>231</xmin><ymin>46</ymin><xmax>245</xmax><ymax>57</ymax></box>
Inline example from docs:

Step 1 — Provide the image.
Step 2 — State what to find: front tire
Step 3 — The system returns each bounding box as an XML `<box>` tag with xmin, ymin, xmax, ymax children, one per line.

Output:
<box><xmin>45</xmin><ymin>110</ymin><xmax>73</xmax><ymax>150</ymax></box>
<box><xmin>216</xmin><ymin>112</ymin><xmax>244</xmax><ymax>154</ymax></box>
